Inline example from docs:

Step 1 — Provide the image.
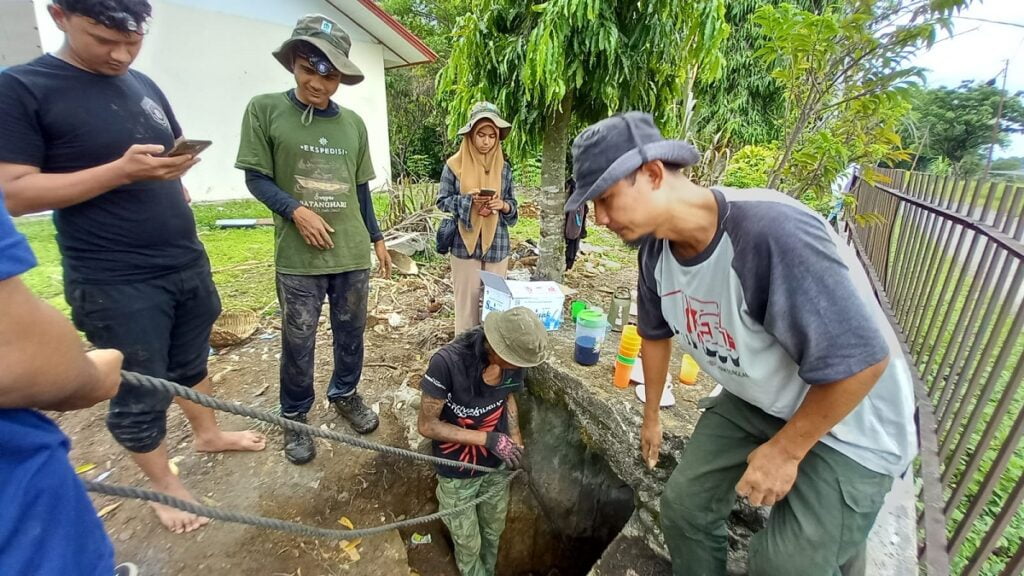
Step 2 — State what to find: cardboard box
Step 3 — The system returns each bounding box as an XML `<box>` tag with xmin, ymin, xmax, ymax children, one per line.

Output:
<box><xmin>480</xmin><ymin>271</ymin><xmax>567</xmax><ymax>331</ymax></box>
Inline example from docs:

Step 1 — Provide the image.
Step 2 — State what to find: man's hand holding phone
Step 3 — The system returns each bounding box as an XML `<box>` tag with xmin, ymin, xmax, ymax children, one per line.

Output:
<box><xmin>115</xmin><ymin>144</ymin><xmax>200</xmax><ymax>184</ymax></box>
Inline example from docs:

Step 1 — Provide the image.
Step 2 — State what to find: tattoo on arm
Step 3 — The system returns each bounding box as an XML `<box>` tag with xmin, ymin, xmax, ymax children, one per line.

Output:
<box><xmin>507</xmin><ymin>394</ymin><xmax>522</xmax><ymax>443</ymax></box>
<box><xmin>418</xmin><ymin>392</ymin><xmax>488</xmax><ymax>447</ymax></box>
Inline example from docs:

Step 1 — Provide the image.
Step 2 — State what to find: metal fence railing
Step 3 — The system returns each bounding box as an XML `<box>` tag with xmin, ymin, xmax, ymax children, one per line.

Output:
<box><xmin>843</xmin><ymin>168</ymin><xmax>1024</xmax><ymax>576</ymax></box>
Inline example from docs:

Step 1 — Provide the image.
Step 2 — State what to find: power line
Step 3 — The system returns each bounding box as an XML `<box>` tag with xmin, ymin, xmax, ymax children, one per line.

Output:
<box><xmin>953</xmin><ymin>16</ymin><xmax>1024</xmax><ymax>30</ymax></box>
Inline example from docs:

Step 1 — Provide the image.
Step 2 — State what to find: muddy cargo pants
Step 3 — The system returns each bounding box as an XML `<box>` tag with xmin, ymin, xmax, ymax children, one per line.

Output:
<box><xmin>436</xmin><ymin>472</ymin><xmax>511</xmax><ymax>576</ymax></box>
<box><xmin>276</xmin><ymin>270</ymin><xmax>369</xmax><ymax>415</ymax></box>
<box><xmin>660</xmin><ymin>390</ymin><xmax>893</xmax><ymax>576</ymax></box>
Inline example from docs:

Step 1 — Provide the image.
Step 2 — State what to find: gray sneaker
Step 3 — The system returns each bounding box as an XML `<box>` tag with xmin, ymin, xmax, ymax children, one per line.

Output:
<box><xmin>331</xmin><ymin>393</ymin><xmax>379</xmax><ymax>434</ymax></box>
<box><xmin>282</xmin><ymin>412</ymin><xmax>316</xmax><ymax>465</ymax></box>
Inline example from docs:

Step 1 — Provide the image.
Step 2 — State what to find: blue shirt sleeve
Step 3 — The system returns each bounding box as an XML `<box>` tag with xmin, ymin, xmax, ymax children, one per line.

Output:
<box><xmin>357</xmin><ymin>182</ymin><xmax>383</xmax><ymax>243</ymax></box>
<box><xmin>245</xmin><ymin>170</ymin><xmax>301</xmax><ymax>219</ymax></box>
<box><xmin>0</xmin><ymin>190</ymin><xmax>36</xmax><ymax>280</ymax></box>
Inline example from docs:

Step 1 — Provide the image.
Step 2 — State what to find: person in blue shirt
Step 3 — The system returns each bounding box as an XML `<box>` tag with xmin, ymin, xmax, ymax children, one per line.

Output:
<box><xmin>0</xmin><ymin>189</ymin><xmax>140</xmax><ymax>575</ymax></box>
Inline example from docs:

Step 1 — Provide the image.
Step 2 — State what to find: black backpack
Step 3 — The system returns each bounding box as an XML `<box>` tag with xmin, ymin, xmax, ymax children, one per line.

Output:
<box><xmin>564</xmin><ymin>178</ymin><xmax>587</xmax><ymax>240</ymax></box>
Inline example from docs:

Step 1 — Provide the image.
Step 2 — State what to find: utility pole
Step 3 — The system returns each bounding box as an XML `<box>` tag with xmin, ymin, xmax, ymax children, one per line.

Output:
<box><xmin>983</xmin><ymin>59</ymin><xmax>1010</xmax><ymax>181</ymax></box>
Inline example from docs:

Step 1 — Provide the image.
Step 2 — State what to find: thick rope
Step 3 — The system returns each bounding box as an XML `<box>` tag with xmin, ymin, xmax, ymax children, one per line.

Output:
<box><xmin>119</xmin><ymin>370</ymin><xmax>502</xmax><ymax>474</ymax></box>
<box><xmin>84</xmin><ymin>471</ymin><xmax>518</xmax><ymax>541</ymax></box>
<box><xmin>81</xmin><ymin>371</ymin><xmax>514</xmax><ymax>541</ymax></box>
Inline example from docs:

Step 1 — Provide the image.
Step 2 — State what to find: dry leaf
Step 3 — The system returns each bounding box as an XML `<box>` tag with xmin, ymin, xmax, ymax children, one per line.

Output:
<box><xmin>168</xmin><ymin>457</ymin><xmax>182</xmax><ymax>477</ymax></box>
<box><xmin>97</xmin><ymin>502</ymin><xmax>121</xmax><ymax>518</ymax></box>
<box><xmin>343</xmin><ymin>541</ymin><xmax>361</xmax><ymax>562</ymax></box>
<box><xmin>75</xmin><ymin>463</ymin><xmax>97</xmax><ymax>475</ymax></box>
<box><xmin>338</xmin><ymin>516</ymin><xmax>354</xmax><ymax>529</ymax></box>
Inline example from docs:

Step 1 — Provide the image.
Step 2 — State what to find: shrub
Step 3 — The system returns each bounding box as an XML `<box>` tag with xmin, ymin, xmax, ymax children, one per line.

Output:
<box><xmin>722</xmin><ymin>144</ymin><xmax>779</xmax><ymax>189</ymax></box>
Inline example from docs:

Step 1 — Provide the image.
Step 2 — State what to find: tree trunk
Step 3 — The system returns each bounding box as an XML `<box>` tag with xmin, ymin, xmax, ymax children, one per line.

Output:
<box><xmin>537</xmin><ymin>92</ymin><xmax>574</xmax><ymax>282</ymax></box>
<box><xmin>768</xmin><ymin>95</ymin><xmax>817</xmax><ymax>193</ymax></box>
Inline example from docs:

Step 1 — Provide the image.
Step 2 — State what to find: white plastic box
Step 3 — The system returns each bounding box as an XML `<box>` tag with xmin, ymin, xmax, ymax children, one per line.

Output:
<box><xmin>480</xmin><ymin>271</ymin><xmax>566</xmax><ymax>331</ymax></box>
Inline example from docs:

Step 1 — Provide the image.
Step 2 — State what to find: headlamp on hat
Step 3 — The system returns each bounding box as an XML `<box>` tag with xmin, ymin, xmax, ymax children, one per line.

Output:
<box><xmin>297</xmin><ymin>51</ymin><xmax>336</xmax><ymax>76</ymax></box>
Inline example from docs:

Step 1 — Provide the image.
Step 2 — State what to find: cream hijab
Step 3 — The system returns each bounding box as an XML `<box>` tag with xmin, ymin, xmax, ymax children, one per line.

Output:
<box><xmin>446</xmin><ymin>120</ymin><xmax>504</xmax><ymax>255</ymax></box>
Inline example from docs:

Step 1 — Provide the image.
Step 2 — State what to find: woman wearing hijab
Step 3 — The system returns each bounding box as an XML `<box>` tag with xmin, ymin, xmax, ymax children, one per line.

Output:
<box><xmin>438</xmin><ymin>102</ymin><xmax>519</xmax><ymax>334</ymax></box>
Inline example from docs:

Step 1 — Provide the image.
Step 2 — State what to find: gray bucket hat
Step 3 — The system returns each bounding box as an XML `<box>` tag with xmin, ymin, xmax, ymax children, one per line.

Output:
<box><xmin>564</xmin><ymin>112</ymin><xmax>701</xmax><ymax>213</ymax></box>
<box><xmin>273</xmin><ymin>14</ymin><xmax>364</xmax><ymax>86</ymax></box>
<box><xmin>457</xmin><ymin>101</ymin><xmax>512</xmax><ymax>140</ymax></box>
<box><xmin>483</xmin><ymin>307</ymin><xmax>549</xmax><ymax>368</ymax></box>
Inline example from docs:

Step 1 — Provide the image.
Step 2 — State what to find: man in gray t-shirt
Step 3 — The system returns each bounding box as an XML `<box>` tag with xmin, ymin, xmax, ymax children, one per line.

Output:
<box><xmin>564</xmin><ymin>113</ymin><xmax>916</xmax><ymax>576</ymax></box>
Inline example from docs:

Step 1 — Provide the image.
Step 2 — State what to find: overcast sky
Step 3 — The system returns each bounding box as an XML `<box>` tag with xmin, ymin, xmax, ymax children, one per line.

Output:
<box><xmin>912</xmin><ymin>0</ymin><xmax>1024</xmax><ymax>158</ymax></box>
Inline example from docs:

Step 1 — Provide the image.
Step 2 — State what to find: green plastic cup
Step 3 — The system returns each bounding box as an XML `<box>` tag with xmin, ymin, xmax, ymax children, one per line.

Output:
<box><xmin>616</xmin><ymin>354</ymin><xmax>637</xmax><ymax>365</ymax></box>
<box><xmin>570</xmin><ymin>300</ymin><xmax>589</xmax><ymax>321</ymax></box>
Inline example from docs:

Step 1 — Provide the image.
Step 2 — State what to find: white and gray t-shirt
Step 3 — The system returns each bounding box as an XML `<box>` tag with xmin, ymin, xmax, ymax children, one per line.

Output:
<box><xmin>638</xmin><ymin>187</ymin><xmax>917</xmax><ymax>477</ymax></box>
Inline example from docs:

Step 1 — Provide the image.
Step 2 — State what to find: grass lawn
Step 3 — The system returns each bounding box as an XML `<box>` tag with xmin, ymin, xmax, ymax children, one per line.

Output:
<box><xmin>16</xmin><ymin>200</ymin><xmax>277</xmax><ymax>316</ymax></box>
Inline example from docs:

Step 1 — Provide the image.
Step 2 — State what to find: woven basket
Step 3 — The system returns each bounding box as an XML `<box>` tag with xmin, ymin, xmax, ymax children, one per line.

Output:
<box><xmin>210</xmin><ymin>309</ymin><xmax>260</xmax><ymax>349</ymax></box>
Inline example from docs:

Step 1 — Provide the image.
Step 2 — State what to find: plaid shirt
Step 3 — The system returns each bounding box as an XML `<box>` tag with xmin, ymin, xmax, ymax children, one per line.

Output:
<box><xmin>437</xmin><ymin>162</ymin><xmax>518</xmax><ymax>262</ymax></box>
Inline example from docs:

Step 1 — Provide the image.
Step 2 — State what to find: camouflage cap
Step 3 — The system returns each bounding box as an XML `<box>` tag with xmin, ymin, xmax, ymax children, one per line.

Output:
<box><xmin>456</xmin><ymin>101</ymin><xmax>512</xmax><ymax>140</ymax></box>
<box><xmin>273</xmin><ymin>14</ymin><xmax>364</xmax><ymax>85</ymax></box>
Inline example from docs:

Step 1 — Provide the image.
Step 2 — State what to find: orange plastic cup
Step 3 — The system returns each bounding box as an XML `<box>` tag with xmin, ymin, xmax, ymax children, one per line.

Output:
<box><xmin>619</xmin><ymin>336</ymin><xmax>641</xmax><ymax>354</ymax></box>
<box><xmin>618</xmin><ymin>345</ymin><xmax>640</xmax><ymax>358</ymax></box>
<box><xmin>613</xmin><ymin>359</ymin><xmax>634</xmax><ymax>389</ymax></box>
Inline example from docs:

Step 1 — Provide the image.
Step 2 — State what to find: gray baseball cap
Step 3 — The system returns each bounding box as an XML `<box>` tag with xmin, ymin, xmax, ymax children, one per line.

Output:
<box><xmin>483</xmin><ymin>307</ymin><xmax>548</xmax><ymax>368</ymax></box>
<box><xmin>564</xmin><ymin>112</ymin><xmax>700</xmax><ymax>213</ymax></box>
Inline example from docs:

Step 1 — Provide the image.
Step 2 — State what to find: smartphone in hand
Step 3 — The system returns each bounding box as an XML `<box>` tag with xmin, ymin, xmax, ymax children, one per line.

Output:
<box><xmin>478</xmin><ymin>188</ymin><xmax>497</xmax><ymax>197</ymax></box>
<box><xmin>164</xmin><ymin>138</ymin><xmax>212</xmax><ymax>158</ymax></box>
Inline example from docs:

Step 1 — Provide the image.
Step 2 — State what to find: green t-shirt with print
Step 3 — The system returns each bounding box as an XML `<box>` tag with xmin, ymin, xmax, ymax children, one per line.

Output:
<box><xmin>235</xmin><ymin>92</ymin><xmax>376</xmax><ymax>275</ymax></box>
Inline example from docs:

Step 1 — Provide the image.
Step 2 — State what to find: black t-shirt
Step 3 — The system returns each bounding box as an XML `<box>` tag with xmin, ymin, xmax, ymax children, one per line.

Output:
<box><xmin>421</xmin><ymin>329</ymin><xmax>525</xmax><ymax>479</ymax></box>
<box><xmin>0</xmin><ymin>55</ymin><xmax>205</xmax><ymax>283</ymax></box>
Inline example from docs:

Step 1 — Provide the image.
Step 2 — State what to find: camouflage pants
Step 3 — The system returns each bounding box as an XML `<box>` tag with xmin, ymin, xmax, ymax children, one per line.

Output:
<box><xmin>436</xmin><ymin>473</ymin><xmax>511</xmax><ymax>576</ymax></box>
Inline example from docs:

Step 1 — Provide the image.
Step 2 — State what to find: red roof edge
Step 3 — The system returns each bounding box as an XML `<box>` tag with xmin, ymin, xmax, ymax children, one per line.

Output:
<box><xmin>356</xmin><ymin>0</ymin><xmax>438</xmax><ymax>63</ymax></box>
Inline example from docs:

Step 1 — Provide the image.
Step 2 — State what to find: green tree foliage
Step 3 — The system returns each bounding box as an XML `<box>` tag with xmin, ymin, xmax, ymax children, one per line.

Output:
<box><xmin>689</xmin><ymin>0</ymin><xmax>826</xmax><ymax>150</ymax></box>
<box><xmin>380</xmin><ymin>0</ymin><xmax>469</xmax><ymax>181</ymax></box>
<box><xmin>904</xmin><ymin>81</ymin><xmax>1024</xmax><ymax>177</ymax></box>
<box><xmin>753</xmin><ymin>1</ymin><xmax>970</xmax><ymax>205</ymax></box>
<box><xmin>991</xmin><ymin>156</ymin><xmax>1024</xmax><ymax>173</ymax></box>
<box><xmin>438</xmin><ymin>0</ymin><xmax>729</xmax><ymax>280</ymax></box>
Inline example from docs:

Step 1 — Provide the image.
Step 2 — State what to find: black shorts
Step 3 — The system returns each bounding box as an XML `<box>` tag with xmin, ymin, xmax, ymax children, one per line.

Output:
<box><xmin>66</xmin><ymin>261</ymin><xmax>221</xmax><ymax>453</ymax></box>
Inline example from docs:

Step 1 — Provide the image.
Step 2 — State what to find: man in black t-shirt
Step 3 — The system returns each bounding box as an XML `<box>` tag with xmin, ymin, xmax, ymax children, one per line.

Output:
<box><xmin>0</xmin><ymin>0</ymin><xmax>266</xmax><ymax>535</ymax></box>
<box><xmin>418</xmin><ymin>307</ymin><xmax>548</xmax><ymax>576</ymax></box>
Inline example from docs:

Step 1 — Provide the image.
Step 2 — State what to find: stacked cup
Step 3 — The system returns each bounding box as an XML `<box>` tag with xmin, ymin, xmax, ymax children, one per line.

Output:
<box><xmin>678</xmin><ymin>353</ymin><xmax>700</xmax><ymax>385</ymax></box>
<box><xmin>613</xmin><ymin>326</ymin><xmax>642</xmax><ymax>389</ymax></box>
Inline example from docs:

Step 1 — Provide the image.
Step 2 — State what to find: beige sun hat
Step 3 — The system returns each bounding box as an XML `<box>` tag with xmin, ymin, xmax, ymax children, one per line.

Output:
<box><xmin>272</xmin><ymin>14</ymin><xmax>364</xmax><ymax>86</ymax></box>
<box><xmin>483</xmin><ymin>307</ymin><xmax>549</xmax><ymax>368</ymax></box>
<box><xmin>457</xmin><ymin>101</ymin><xmax>512</xmax><ymax>140</ymax></box>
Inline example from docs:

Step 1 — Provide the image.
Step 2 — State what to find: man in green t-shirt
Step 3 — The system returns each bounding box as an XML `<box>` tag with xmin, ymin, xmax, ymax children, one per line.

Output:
<box><xmin>235</xmin><ymin>14</ymin><xmax>391</xmax><ymax>465</ymax></box>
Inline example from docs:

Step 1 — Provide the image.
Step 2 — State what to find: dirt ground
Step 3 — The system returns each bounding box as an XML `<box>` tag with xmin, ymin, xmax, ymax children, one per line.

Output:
<box><xmin>54</xmin><ymin>245</ymin><xmax>637</xmax><ymax>576</ymax></box>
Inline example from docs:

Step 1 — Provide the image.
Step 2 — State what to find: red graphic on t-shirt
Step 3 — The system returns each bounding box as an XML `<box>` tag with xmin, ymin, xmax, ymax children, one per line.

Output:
<box><xmin>439</xmin><ymin>406</ymin><xmax>504</xmax><ymax>467</ymax></box>
<box><xmin>681</xmin><ymin>295</ymin><xmax>741</xmax><ymax>367</ymax></box>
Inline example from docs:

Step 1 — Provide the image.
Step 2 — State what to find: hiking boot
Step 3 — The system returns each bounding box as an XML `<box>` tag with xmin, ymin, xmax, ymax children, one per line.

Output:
<box><xmin>115</xmin><ymin>564</ymin><xmax>139</xmax><ymax>576</ymax></box>
<box><xmin>331</xmin><ymin>393</ymin><xmax>379</xmax><ymax>434</ymax></box>
<box><xmin>282</xmin><ymin>412</ymin><xmax>316</xmax><ymax>465</ymax></box>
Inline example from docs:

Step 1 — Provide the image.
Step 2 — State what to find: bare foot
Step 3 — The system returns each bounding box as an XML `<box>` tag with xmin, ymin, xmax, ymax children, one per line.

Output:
<box><xmin>149</xmin><ymin>476</ymin><xmax>211</xmax><ymax>534</ymax></box>
<box><xmin>194</xmin><ymin>430</ymin><xmax>267</xmax><ymax>453</ymax></box>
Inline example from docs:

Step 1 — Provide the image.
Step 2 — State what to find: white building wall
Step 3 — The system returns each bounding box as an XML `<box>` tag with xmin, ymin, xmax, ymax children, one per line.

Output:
<box><xmin>31</xmin><ymin>0</ymin><xmax>393</xmax><ymax>201</ymax></box>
